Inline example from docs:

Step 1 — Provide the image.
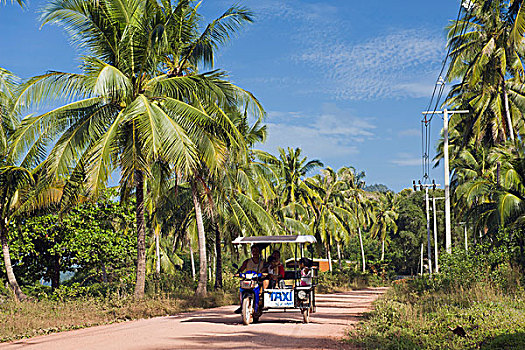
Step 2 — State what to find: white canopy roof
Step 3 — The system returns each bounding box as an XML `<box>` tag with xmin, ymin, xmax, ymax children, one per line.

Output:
<box><xmin>232</xmin><ymin>235</ymin><xmax>317</xmax><ymax>245</ymax></box>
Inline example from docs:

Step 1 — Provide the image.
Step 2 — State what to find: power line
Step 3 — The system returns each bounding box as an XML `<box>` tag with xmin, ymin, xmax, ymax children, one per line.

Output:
<box><xmin>421</xmin><ymin>1</ymin><xmax>474</xmax><ymax>182</ymax></box>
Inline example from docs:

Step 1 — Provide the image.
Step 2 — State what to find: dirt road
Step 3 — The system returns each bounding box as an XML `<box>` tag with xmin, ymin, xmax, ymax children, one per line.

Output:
<box><xmin>2</xmin><ymin>287</ymin><xmax>386</xmax><ymax>350</ymax></box>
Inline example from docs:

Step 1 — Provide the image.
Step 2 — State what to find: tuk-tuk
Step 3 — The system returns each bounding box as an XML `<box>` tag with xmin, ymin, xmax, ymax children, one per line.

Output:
<box><xmin>232</xmin><ymin>235</ymin><xmax>317</xmax><ymax>325</ymax></box>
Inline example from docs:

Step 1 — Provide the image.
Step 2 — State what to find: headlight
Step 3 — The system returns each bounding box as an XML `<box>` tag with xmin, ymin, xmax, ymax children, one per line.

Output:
<box><xmin>241</xmin><ymin>281</ymin><xmax>255</xmax><ymax>288</ymax></box>
<box><xmin>298</xmin><ymin>290</ymin><xmax>307</xmax><ymax>300</ymax></box>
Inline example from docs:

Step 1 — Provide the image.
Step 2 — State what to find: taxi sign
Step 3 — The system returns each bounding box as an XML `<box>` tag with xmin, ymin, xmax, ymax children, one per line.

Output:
<box><xmin>263</xmin><ymin>289</ymin><xmax>294</xmax><ymax>308</ymax></box>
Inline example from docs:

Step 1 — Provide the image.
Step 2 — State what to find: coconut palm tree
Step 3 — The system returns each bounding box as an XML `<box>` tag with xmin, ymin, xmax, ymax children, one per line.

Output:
<box><xmin>1</xmin><ymin>0</ymin><xmax>24</xmax><ymax>8</ymax></box>
<box><xmin>305</xmin><ymin>167</ymin><xmax>355</xmax><ymax>270</ymax></box>
<box><xmin>369</xmin><ymin>192</ymin><xmax>398</xmax><ymax>261</ymax></box>
<box><xmin>0</xmin><ymin>68</ymin><xmax>18</xmax><ymax>157</ymax></box>
<box><xmin>202</xmin><ymin>112</ymin><xmax>277</xmax><ymax>289</ymax></box>
<box><xmin>11</xmin><ymin>0</ymin><xmax>261</xmax><ymax>298</ymax></box>
<box><xmin>0</xmin><ymin>166</ymin><xmax>32</xmax><ymax>301</ymax></box>
<box><xmin>255</xmin><ymin>147</ymin><xmax>322</xmax><ymax>235</ymax></box>
<box><xmin>446</xmin><ymin>0</ymin><xmax>525</xmax><ymax>145</ymax></box>
<box><xmin>339</xmin><ymin>167</ymin><xmax>371</xmax><ymax>273</ymax></box>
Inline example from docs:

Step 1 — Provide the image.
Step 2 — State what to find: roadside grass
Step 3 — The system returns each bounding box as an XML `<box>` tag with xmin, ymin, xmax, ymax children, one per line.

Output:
<box><xmin>316</xmin><ymin>269</ymin><xmax>387</xmax><ymax>293</ymax></box>
<box><xmin>347</xmin><ymin>281</ymin><xmax>525</xmax><ymax>349</ymax></box>
<box><xmin>0</xmin><ymin>290</ymin><xmax>236</xmax><ymax>343</ymax></box>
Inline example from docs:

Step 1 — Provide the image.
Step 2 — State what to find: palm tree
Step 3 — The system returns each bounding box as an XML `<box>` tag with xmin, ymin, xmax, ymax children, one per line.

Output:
<box><xmin>446</xmin><ymin>0</ymin><xmax>525</xmax><ymax>145</ymax></box>
<box><xmin>305</xmin><ymin>167</ymin><xmax>355</xmax><ymax>271</ymax></box>
<box><xmin>11</xmin><ymin>0</ymin><xmax>261</xmax><ymax>298</ymax></box>
<box><xmin>0</xmin><ymin>166</ymin><xmax>33</xmax><ymax>301</ymax></box>
<box><xmin>1</xmin><ymin>0</ymin><xmax>25</xmax><ymax>8</ymax></box>
<box><xmin>256</xmin><ymin>148</ymin><xmax>322</xmax><ymax>235</ymax></box>
<box><xmin>370</xmin><ymin>192</ymin><xmax>398</xmax><ymax>261</ymax></box>
<box><xmin>339</xmin><ymin>167</ymin><xmax>371</xmax><ymax>273</ymax></box>
<box><xmin>0</xmin><ymin>68</ymin><xmax>18</xmax><ymax>157</ymax></box>
<box><xmin>0</xmin><ymin>67</ymin><xmax>31</xmax><ymax>301</ymax></box>
<box><xmin>201</xmin><ymin>112</ymin><xmax>277</xmax><ymax>289</ymax></box>
<box><xmin>272</xmin><ymin>147</ymin><xmax>323</xmax><ymax>207</ymax></box>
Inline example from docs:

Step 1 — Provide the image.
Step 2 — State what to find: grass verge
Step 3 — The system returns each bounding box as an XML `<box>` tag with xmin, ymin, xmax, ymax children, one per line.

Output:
<box><xmin>0</xmin><ymin>291</ymin><xmax>236</xmax><ymax>343</ymax></box>
<box><xmin>347</xmin><ymin>281</ymin><xmax>525</xmax><ymax>349</ymax></box>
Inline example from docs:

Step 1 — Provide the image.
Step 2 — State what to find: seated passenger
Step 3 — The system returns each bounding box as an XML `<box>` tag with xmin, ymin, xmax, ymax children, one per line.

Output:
<box><xmin>270</xmin><ymin>250</ymin><xmax>285</xmax><ymax>279</ymax></box>
<box><xmin>266</xmin><ymin>256</ymin><xmax>284</xmax><ymax>288</ymax></box>
<box><xmin>299</xmin><ymin>258</ymin><xmax>313</xmax><ymax>286</ymax></box>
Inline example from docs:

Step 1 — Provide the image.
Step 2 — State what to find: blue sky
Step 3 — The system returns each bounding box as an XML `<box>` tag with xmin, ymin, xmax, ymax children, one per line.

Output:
<box><xmin>0</xmin><ymin>0</ymin><xmax>460</xmax><ymax>191</ymax></box>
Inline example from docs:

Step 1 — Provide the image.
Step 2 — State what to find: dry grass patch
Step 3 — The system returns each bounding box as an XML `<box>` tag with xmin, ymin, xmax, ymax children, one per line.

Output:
<box><xmin>0</xmin><ymin>291</ymin><xmax>236</xmax><ymax>342</ymax></box>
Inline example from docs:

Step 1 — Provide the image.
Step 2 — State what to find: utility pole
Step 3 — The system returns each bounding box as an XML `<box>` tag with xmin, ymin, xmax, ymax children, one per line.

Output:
<box><xmin>422</xmin><ymin>109</ymin><xmax>468</xmax><ymax>254</ymax></box>
<box><xmin>432</xmin><ymin>197</ymin><xmax>444</xmax><ymax>273</ymax></box>
<box><xmin>420</xmin><ymin>243</ymin><xmax>424</xmax><ymax>275</ymax></box>
<box><xmin>413</xmin><ymin>180</ymin><xmax>440</xmax><ymax>275</ymax></box>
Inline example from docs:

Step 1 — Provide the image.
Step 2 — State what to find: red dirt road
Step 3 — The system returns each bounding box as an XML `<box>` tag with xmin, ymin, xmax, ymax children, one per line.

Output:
<box><xmin>1</xmin><ymin>287</ymin><xmax>386</xmax><ymax>350</ymax></box>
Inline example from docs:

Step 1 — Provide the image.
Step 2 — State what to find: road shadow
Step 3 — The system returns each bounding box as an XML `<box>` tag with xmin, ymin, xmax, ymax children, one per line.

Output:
<box><xmin>171</xmin><ymin>329</ymin><xmax>358</xmax><ymax>350</ymax></box>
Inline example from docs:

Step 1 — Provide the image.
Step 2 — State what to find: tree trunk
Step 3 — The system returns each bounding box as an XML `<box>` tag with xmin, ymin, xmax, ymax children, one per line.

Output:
<box><xmin>381</xmin><ymin>239</ymin><xmax>385</xmax><ymax>261</ymax></box>
<box><xmin>326</xmin><ymin>243</ymin><xmax>332</xmax><ymax>272</ymax></box>
<box><xmin>51</xmin><ymin>254</ymin><xmax>60</xmax><ymax>290</ymax></box>
<box><xmin>101</xmin><ymin>262</ymin><xmax>108</xmax><ymax>283</ymax></box>
<box><xmin>0</xmin><ymin>221</ymin><xmax>27</xmax><ymax>301</ymax></box>
<box><xmin>503</xmin><ymin>83</ymin><xmax>515</xmax><ymax>142</ymax></box>
<box><xmin>214</xmin><ymin>222</ymin><xmax>223</xmax><ymax>290</ymax></box>
<box><xmin>337</xmin><ymin>242</ymin><xmax>342</xmax><ymax>269</ymax></box>
<box><xmin>189</xmin><ymin>236</ymin><xmax>195</xmax><ymax>279</ymax></box>
<box><xmin>134</xmin><ymin>170</ymin><xmax>147</xmax><ymax>299</ymax></box>
<box><xmin>358</xmin><ymin>227</ymin><xmax>366</xmax><ymax>273</ymax></box>
<box><xmin>155</xmin><ymin>223</ymin><xmax>161</xmax><ymax>275</ymax></box>
<box><xmin>192</xmin><ymin>181</ymin><xmax>207</xmax><ymax>297</ymax></box>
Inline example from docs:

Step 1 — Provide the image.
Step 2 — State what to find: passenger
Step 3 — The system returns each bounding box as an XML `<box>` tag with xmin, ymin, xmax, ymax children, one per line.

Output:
<box><xmin>270</xmin><ymin>250</ymin><xmax>285</xmax><ymax>279</ymax></box>
<box><xmin>266</xmin><ymin>256</ymin><xmax>284</xmax><ymax>288</ymax></box>
<box><xmin>299</xmin><ymin>258</ymin><xmax>313</xmax><ymax>286</ymax></box>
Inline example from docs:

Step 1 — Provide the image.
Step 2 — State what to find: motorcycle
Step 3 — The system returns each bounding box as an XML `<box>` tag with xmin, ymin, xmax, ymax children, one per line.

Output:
<box><xmin>232</xmin><ymin>235</ymin><xmax>318</xmax><ymax>325</ymax></box>
<box><xmin>236</xmin><ymin>270</ymin><xmax>264</xmax><ymax>325</ymax></box>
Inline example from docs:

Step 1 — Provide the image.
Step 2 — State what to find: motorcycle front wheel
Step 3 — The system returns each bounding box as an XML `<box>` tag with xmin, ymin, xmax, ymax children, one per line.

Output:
<box><xmin>241</xmin><ymin>295</ymin><xmax>253</xmax><ymax>325</ymax></box>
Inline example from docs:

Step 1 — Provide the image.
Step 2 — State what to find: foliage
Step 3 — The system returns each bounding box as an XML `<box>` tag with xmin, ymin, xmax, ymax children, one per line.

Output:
<box><xmin>365</xmin><ymin>184</ymin><xmax>391</xmax><ymax>193</ymax></box>
<box><xmin>316</xmin><ymin>269</ymin><xmax>384</xmax><ymax>293</ymax></box>
<box><xmin>8</xmin><ymin>191</ymin><xmax>136</xmax><ymax>287</ymax></box>
<box><xmin>350</xmin><ymin>243</ymin><xmax>525</xmax><ymax>349</ymax></box>
<box><xmin>350</xmin><ymin>283</ymin><xmax>525</xmax><ymax>350</ymax></box>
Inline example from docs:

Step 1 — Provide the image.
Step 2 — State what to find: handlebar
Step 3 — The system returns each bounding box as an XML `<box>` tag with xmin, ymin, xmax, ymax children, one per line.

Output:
<box><xmin>235</xmin><ymin>271</ymin><xmax>268</xmax><ymax>278</ymax></box>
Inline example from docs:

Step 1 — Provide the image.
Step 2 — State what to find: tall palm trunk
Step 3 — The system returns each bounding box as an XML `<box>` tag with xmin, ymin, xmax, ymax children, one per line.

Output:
<box><xmin>503</xmin><ymin>83</ymin><xmax>515</xmax><ymax>142</ymax></box>
<box><xmin>134</xmin><ymin>170</ymin><xmax>147</xmax><ymax>299</ymax></box>
<box><xmin>0</xmin><ymin>221</ymin><xmax>26</xmax><ymax>301</ymax></box>
<box><xmin>213</xmin><ymin>221</ymin><xmax>223</xmax><ymax>290</ymax></box>
<box><xmin>326</xmin><ymin>243</ymin><xmax>332</xmax><ymax>272</ymax></box>
<box><xmin>192</xmin><ymin>181</ymin><xmax>207</xmax><ymax>297</ymax></box>
<box><xmin>189</xmin><ymin>236</ymin><xmax>196</xmax><ymax>279</ymax></box>
<box><xmin>337</xmin><ymin>242</ymin><xmax>342</xmax><ymax>269</ymax></box>
<box><xmin>358</xmin><ymin>227</ymin><xmax>365</xmax><ymax>273</ymax></box>
<box><xmin>154</xmin><ymin>223</ymin><xmax>161</xmax><ymax>275</ymax></box>
<box><xmin>381</xmin><ymin>239</ymin><xmax>385</xmax><ymax>261</ymax></box>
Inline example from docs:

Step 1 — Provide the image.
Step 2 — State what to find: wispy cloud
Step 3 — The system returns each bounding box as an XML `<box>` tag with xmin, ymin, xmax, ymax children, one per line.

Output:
<box><xmin>398</xmin><ymin>128</ymin><xmax>420</xmax><ymax>137</ymax></box>
<box><xmin>390</xmin><ymin>153</ymin><xmax>422</xmax><ymax>167</ymax></box>
<box><xmin>261</xmin><ymin>104</ymin><xmax>375</xmax><ymax>160</ymax></box>
<box><xmin>296</xmin><ymin>29</ymin><xmax>444</xmax><ymax>100</ymax></box>
<box><xmin>239</xmin><ymin>0</ymin><xmax>444</xmax><ymax>101</ymax></box>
